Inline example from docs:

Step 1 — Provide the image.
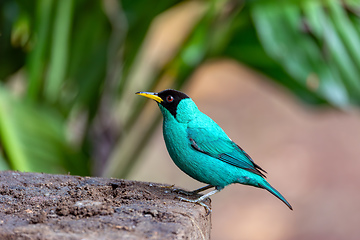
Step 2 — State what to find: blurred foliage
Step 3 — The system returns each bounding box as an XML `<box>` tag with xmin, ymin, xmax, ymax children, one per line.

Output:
<box><xmin>0</xmin><ymin>0</ymin><xmax>359</xmax><ymax>178</ymax></box>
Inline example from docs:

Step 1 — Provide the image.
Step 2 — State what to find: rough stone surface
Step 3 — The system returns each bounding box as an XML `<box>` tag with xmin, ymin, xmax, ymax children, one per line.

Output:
<box><xmin>0</xmin><ymin>171</ymin><xmax>211</xmax><ymax>239</ymax></box>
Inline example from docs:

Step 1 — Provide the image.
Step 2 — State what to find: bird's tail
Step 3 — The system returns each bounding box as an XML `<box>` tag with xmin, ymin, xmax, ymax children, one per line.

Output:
<box><xmin>259</xmin><ymin>181</ymin><xmax>293</xmax><ymax>210</ymax></box>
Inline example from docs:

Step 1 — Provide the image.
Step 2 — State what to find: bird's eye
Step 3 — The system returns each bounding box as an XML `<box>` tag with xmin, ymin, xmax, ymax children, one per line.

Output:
<box><xmin>166</xmin><ymin>95</ymin><xmax>174</xmax><ymax>103</ymax></box>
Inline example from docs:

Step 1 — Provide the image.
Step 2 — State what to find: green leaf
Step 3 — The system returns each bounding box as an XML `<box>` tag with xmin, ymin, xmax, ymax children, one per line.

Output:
<box><xmin>0</xmin><ymin>86</ymin><xmax>88</xmax><ymax>174</ymax></box>
<box><xmin>250</xmin><ymin>0</ymin><xmax>360</xmax><ymax>107</ymax></box>
<box><xmin>0</xmin><ymin>153</ymin><xmax>10</xmax><ymax>171</ymax></box>
<box><xmin>224</xmin><ymin>4</ymin><xmax>328</xmax><ymax>105</ymax></box>
<box><xmin>26</xmin><ymin>0</ymin><xmax>54</xmax><ymax>101</ymax></box>
<box><xmin>44</xmin><ymin>0</ymin><xmax>74</xmax><ymax>103</ymax></box>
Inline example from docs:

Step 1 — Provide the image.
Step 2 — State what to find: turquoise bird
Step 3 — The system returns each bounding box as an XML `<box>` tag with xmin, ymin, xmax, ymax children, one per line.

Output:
<box><xmin>136</xmin><ymin>89</ymin><xmax>292</xmax><ymax>212</ymax></box>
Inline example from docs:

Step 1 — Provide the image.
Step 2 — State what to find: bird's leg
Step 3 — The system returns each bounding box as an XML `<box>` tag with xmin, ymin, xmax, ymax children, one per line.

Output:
<box><xmin>177</xmin><ymin>189</ymin><xmax>220</xmax><ymax>215</ymax></box>
<box><xmin>172</xmin><ymin>184</ymin><xmax>214</xmax><ymax>196</ymax></box>
<box><xmin>191</xmin><ymin>184</ymin><xmax>215</xmax><ymax>194</ymax></box>
<box><xmin>177</xmin><ymin>189</ymin><xmax>219</xmax><ymax>203</ymax></box>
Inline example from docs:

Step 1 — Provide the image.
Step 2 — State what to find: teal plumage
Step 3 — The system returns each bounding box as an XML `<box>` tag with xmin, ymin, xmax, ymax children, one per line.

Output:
<box><xmin>136</xmin><ymin>89</ymin><xmax>292</xmax><ymax>211</ymax></box>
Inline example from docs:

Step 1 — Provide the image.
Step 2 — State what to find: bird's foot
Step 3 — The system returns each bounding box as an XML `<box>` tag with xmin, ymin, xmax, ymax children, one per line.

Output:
<box><xmin>176</xmin><ymin>196</ymin><xmax>212</xmax><ymax>216</ymax></box>
<box><xmin>176</xmin><ymin>188</ymin><xmax>219</xmax><ymax>215</ymax></box>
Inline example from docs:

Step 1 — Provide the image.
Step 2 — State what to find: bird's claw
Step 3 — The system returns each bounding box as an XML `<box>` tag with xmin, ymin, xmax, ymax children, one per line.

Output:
<box><xmin>176</xmin><ymin>196</ymin><xmax>212</xmax><ymax>216</ymax></box>
<box><xmin>198</xmin><ymin>201</ymin><xmax>212</xmax><ymax>216</ymax></box>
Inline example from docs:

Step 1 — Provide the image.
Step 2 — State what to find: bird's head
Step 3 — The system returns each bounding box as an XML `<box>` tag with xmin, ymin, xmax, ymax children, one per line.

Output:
<box><xmin>136</xmin><ymin>89</ymin><xmax>198</xmax><ymax>123</ymax></box>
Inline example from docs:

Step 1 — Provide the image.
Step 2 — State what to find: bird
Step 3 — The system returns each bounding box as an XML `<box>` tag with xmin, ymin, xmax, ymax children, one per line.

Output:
<box><xmin>136</xmin><ymin>89</ymin><xmax>292</xmax><ymax>212</ymax></box>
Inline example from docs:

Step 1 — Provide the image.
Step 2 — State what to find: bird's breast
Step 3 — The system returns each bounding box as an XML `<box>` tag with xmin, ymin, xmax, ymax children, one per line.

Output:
<box><xmin>162</xmin><ymin>119</ymin><xmax>189</xmax><ymax>162</ymax></box>
<box><xmin>162</xmin><ymin>118</ymin><xmax>228</xmax><ymax>186</ymax></box>
<box><xmin>162</xmin><ymin>119</ymin><xmax>206</xmax><ymax>179</ymax></box>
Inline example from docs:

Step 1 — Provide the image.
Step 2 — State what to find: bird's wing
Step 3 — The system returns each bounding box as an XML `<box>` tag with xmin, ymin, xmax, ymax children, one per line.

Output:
<box><xmin>187</xmin><ymin>117</ymin><xmax>266</xmax><ymax>177</ymax></box>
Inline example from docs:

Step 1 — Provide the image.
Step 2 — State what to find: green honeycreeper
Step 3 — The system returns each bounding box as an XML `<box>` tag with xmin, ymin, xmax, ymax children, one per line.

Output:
<box><xmin>136</xmin><ymin>89</ymin><xmax>292</xmax><ymax>212</ymax></box>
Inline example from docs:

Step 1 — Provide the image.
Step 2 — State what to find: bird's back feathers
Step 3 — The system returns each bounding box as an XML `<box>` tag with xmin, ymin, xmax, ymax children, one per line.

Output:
<box><xmin>187</xmin><ymin>113</ymin><xmax>266</xmax><ymax>177</ymax></box>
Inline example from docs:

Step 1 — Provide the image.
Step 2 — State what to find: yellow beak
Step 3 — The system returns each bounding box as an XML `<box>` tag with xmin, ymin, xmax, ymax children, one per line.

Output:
<box><xmin>136</xmin><ymin>91</ymin><xmax>163</xmax><ymax>103</ymax></box>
